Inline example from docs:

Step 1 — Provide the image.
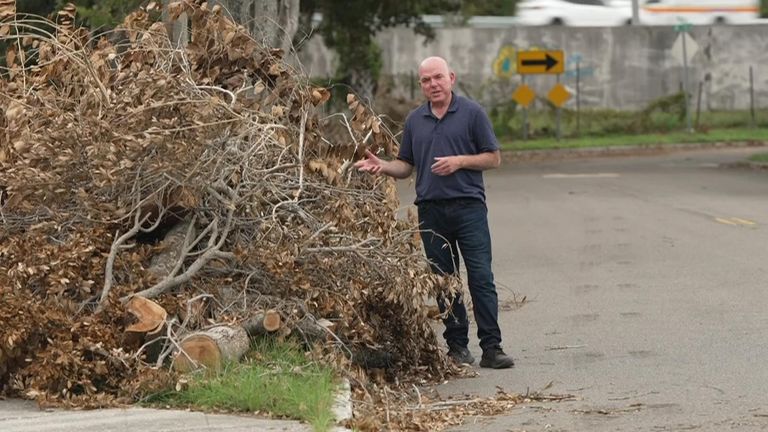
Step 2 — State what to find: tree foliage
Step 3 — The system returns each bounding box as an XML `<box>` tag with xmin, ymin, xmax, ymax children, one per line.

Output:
<box><xmin>54</xmin><ymin>0</ymin><xmax>145</xmax><ymax>29</ymax></box>
<box><xmin>14</xmin><ymin>0</ymin><xmax>145</xmax><ymax>28</ymax></box>
<box><xmin>454</xmin><ymin>0</ymin><xmax>517</xmax><ymax>16</ymax></box>
<box><xmin>300</xmin><ymin>0</ymin><xmax>458</xmax><ymax>100</ymax></box>
<box><xmin>15</xmin><ymin>0</ymin><xmax>55</xmax><ymax>16</ymax></box>
<box><xmin>299</xmin><ymin>0</ymin><xmax>519</xmax><ymax>101</ymax></box>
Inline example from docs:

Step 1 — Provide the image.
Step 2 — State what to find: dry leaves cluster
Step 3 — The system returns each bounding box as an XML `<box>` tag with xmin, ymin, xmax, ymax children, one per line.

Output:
<box><xmin>0</xmin><ymin>0</ymin><xmax>460</xmax><ymax>413</ymax></box>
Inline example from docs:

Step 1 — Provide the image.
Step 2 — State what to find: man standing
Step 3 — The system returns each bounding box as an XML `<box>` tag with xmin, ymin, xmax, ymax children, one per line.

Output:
<box><xmin>354</xmin><ymin>56</ymin><xmax>514</xmax><ymax>369</ymax></box>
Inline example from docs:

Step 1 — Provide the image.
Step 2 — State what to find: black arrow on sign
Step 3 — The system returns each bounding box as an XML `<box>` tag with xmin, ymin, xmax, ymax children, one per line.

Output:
<box><xmin>521</xmin><ymin>54</ymin><xmax>558</xmax><ymax>71</ymax></box>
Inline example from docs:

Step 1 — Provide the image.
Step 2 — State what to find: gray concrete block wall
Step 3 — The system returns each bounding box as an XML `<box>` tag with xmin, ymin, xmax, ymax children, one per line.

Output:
<box><xmin>298</xmin><ymin>24</ymin><xmax>768</xmax><ymax>111</ymax></box>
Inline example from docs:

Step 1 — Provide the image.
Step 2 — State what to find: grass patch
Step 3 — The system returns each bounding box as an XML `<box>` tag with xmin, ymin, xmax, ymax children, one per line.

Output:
<box><xmin>491</xmin><ymin>94</ymin><xmax>768</xmax><ymax>151</ymax></box>
<box><xmin>500</xmin><ymin>127</ymin><xmax>768</xmax><ymax>152</ymax></box>
<box><xmin>748</xmin><ymin>153</ymin><xmax>768</xmax><ymax>164</ymax></box>
<box><xmin>146</xmin><ymin>339</ymin><xmax>339</xmax><ymax>432</ymax></box>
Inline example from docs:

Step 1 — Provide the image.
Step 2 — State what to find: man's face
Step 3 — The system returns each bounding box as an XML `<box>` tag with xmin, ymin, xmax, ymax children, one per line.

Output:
<box><xmin>419</xmin><ymin>62</ymin><xmax>455</xmax><ymax>105</ymax></box>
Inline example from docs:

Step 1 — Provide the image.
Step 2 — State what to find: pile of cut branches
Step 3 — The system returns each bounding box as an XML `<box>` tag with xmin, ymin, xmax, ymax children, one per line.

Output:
<box><xmin>0</xmin><ymin>1</ymin><xmax>459</xmax><ymax>407</ymax></box>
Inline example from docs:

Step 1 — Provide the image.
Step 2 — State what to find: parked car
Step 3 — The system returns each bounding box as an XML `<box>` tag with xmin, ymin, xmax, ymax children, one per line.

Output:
<box><xmin>640</xmin><ymin>0</ymin><xmax>761</xmax><ymax>25</ymax></box>
<box><xmin>515</xmin><ymin>0</ymin><xmax>633</xmax><ymax>26</ymax></box>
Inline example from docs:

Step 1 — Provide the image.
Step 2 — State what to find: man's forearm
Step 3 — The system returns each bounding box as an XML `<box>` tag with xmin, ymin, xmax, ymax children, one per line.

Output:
<box><xmin>383</xmin><ymin>159</ymin><xmax>414</xmax><ymax>179</ymax></box>
<box><xmin>459</xmin><ymin>151</ymin><xmax>501</xmax><ymax>171</ymax></box>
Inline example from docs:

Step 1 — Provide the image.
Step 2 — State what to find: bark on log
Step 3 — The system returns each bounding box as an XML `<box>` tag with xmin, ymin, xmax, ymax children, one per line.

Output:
<box><xmin>147</xmin><ymin>219</ymin><xmax>194</xmax><ymax>279</ymax></box>
<box><xmin>351</xmin><ymin>347</ymin><xmax>396</xmax><ymax>369</ymax></box>
<box><xmin>172</xmin><ymin>325</ymin><xmax>250</xmax><ymax>372</ymax></box>
<box><xmin>0</xmin><ymin>348</ymin><xmax>6</xmax><ymax>379</ymax></box>
<box><xmin>162</xmin><ymin>2</ymin><xmax>188</xmax><ymax>46</ymax></box>
<box><xmin>293</xmin><ymin>316</ymin><xmax>335</xmax><ymax>346</ymax></box>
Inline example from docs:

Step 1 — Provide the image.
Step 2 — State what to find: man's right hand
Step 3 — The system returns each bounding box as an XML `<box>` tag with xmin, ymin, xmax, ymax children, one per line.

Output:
<box><xmin>354</xmin><ymin>150</ymin><xmax>384</xmax><ymax>175</ymax></box>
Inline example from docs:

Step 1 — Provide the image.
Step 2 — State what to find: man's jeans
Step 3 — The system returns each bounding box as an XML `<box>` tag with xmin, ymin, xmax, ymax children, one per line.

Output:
<box><xmin>417</xmin><ymin>198</ymin><xmax>502</xmax><ymax>351</ymax></box>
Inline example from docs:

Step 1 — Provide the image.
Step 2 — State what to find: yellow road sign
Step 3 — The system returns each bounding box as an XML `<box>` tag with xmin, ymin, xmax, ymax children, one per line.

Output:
<box><xmin>512</xmin><ymin>84</ymin><xmax>536</xmax><ymax>108</ymax></box>
<box><xmin>547</xmin><ymin>83</ymin><xmax>571</xmax><ymax>107</ymax></box>
<box><xmin>517</xmin><ymin>50</ymin><xmax>565</xmax><ymax>75</ymax></box>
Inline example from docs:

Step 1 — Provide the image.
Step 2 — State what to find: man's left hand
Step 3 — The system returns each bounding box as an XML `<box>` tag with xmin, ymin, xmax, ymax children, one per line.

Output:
<box><xmin>431</xmin><ymin>156</ymin><xmax>463</xmax><ymax>176</ymax></box>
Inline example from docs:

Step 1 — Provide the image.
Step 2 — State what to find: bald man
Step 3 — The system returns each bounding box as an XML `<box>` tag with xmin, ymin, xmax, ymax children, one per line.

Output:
<box><xmin>355</xmin><ymin>56</ymin><xmax>514</xmax><ymax>369</ymax></box>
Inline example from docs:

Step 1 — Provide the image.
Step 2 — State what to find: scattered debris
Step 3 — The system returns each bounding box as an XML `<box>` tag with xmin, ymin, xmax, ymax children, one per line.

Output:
<box><xmin>544</xmin><ymin>344</ymin><xmax>588</xmax><ymax>351</ymax></box>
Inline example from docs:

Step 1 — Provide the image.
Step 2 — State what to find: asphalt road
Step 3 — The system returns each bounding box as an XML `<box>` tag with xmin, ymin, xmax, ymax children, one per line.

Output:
<box><xmin>2</xmin><ymin>145</ymin><xmax>766</xmax><ymax>432</ymax></box>
<box><xmin>410</xmin><ymin>146</ymin><xmax>768</xmax><ymax>431</ymax></box>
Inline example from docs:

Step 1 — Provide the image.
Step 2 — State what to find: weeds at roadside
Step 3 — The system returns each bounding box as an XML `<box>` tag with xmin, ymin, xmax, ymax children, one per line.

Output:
<box><xmin>483</xmin><ymin>92</ymin><xmax>768</xmax><ymax>147</ymax></box>
<box><xmin>144</xmin><ymin>339</ymin><xmax>339</xmax><ymax>432</ymax></box>
<box><xmin>748</xmin><ymin>153</ymin><xmax>768</xmax><ymax>164</ymax></box>
<box><xmin>501</xmin><ymin>128</ymin><xmax>768</xmax><ymax>151</ymax></box>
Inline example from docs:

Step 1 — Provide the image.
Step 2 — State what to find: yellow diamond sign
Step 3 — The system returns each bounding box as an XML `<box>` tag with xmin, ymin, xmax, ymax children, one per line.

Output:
<box><xmin>547</xmin><ymin>83</ymin><xmax>571</xmax><ymax>107</ymax></box>
<box><xmin>512</xmin><ymin>84</ymin><xmax>536</xmax><ymax>108</ymax></box>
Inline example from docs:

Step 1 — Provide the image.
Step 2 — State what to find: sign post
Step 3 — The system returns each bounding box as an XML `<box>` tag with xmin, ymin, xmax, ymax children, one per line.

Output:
<box><xmin>674</xmin><ymin>22</ymin><xmax>694</xmax><ymax>133</ymax></box>
<box><xmin>512</xmin><ymin>76</ymin><xmax>535</xmax><ymax>140</ymax></box>
<box><xmin>514</xmin><ymin>49</ymin><xmax>569</xmax><ymax>141</ymax></box>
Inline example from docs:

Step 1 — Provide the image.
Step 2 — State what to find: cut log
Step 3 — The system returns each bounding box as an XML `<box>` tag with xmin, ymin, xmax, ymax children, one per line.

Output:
<box><xmin>125</xmin><ymin>296</ymin><xmax>167</xmax><ymax>334</ymax></box>
<box><xmin>147</xmin><ymin>218</ymin><xmax>194</xmax><ymax>279</ymax></box>
<box><xmin>263</xmin><ymin>309</ymin><xmax>281</xmax><ymax>331</ymax></box>
<box><xmin>172</xmin><ymin>325</ymin><xmax>250</xmax><ymax>373</ymax></box>
<box><xmin>123</xmin><ymin>296</ymin><xmax>168</xmax><ymax>363</ymax></box>
<box><xmin>293</xmin><ymin>316</ymin><xmax>335</xmax><ymax>346</ymax></box>
<box><xmin>241</xmin><ymin>309</ymin><xmax>282</xmax><ymax>337</ymax></box>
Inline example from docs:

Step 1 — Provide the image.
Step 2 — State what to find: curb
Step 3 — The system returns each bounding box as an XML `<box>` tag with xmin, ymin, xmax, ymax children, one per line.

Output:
<box><xmin>722</xmin><ymin>160</ymin><xmax>768</xmax><ymax>171</ymax></box>
<box><xmin>501</xmin><ymin>140</ymin><xmax>768</xmax><ymax>162</ymax></box>
<box><xmin>330</xmin><ymin>378</ymin><xmax>353</xmax><ymax>431</ymax></box>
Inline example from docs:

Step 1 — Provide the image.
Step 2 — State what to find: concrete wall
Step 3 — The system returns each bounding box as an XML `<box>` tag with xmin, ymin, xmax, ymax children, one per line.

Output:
<box><xmin>298</xmin><ymin>24</ymin><xmax>768</xmax><ymax>112</ymax></box>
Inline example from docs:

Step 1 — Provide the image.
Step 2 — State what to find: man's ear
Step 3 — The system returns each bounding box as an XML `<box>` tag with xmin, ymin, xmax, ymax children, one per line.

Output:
<box><xmin>449</xmin><ymin>71</ymin><xmax>456</xmax><ymax>84</ymax></box>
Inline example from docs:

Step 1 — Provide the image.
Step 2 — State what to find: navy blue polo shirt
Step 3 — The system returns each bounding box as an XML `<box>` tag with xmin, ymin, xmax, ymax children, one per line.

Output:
<box><xmin>398</xmin><ymin>93</ymin><xmax>499</xmax><ymax>204</ymax></box>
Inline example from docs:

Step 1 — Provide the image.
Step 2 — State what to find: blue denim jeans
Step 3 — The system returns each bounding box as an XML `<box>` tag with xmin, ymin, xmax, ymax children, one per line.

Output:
<box><xmin>417</xmin><ymin>198</ymin><xmax>502</xmax><ymax>351</ymax></box>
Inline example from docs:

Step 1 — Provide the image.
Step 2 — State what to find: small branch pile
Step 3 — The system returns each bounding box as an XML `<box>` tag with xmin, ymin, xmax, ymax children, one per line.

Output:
<box><xmin>0</xmin><ymin>1</ymin><xmax>458</xmax><ymax>406</ymax></box>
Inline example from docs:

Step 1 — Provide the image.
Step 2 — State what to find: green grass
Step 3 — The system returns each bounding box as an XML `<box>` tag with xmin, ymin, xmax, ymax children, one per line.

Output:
<box><xmin>500</xmin><ymin>127</ymin><xmax>768</xmax><ymax>152</ymax></box>
<box><xmin>146</xmin><ymin>340</ymin><xmax>339</xmax><ymax>432</ymax></box>
<box><xmin>491</xmin><ymin>100</ymin><xmax>768</xmax><ymax>151</ymax></box>
<box><xmin>748</xmin><ymin>153</ymin><xmax>768</xmax><ymax>164</ymax></box>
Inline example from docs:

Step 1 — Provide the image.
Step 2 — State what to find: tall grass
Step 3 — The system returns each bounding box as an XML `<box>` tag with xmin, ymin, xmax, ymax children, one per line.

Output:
<box><xmin>748</xmin><ymin>153</ymin><xmax>768</xmax><ymax>164</ymax></box>
<box><xmin>501</xmin><ymin>128</ymin><xmax>768</xmax><ymax>151</ymax></box>
<box><xmin>147</xmin><ymin>340</ymin><xmax>339</xmax><ymax>432</ymax></box>
<box><xmin>491</xmin><ymin>92</ymin><xmax>768</xmax><ymax>144</ymax></box>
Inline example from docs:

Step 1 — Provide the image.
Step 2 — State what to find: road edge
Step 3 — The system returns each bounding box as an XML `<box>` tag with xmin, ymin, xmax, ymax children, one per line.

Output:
<box><xmin>502</xmin><ymin>140</ymin><xmax>768</xmax><ymax>163</ymax></box>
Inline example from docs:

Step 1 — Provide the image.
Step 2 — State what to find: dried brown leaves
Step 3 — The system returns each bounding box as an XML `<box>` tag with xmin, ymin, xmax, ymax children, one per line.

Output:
<box><xmin>0</xmin><ymin>0</ymin><xmax>14</xmax><ymax>21</ymax></box>
<box><xmin>348</xmin><ymin>385</ymin><xmax>574</xmax><ymax>431</ymax></box>
<box><xmin>0</xmin><ymin>0</ymin><xmax>459</xmax><ymax>413</ymax></box>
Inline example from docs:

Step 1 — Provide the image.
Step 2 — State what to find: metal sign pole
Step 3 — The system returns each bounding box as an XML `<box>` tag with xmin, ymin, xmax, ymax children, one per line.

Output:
<box><xmin>522</xmin><ymin>75</ymin><xmax>528</xmax><ymax>141</ymax></box>
<box><xmin>681</xmin><ymin>30</ymin><xmax>693</xmax><ymax>133</ymax></box>
<box><xmin>750</xmin><ymin>65</ymin><xmax>756</xmax><ymax>128</ymax></box>
<box><xmin>576</xmin><ymin>60</ymin><xmax>581</xmax><ymax>137</ymax></box>
<box><xmin>556</xmin><ymin>74</ymin><xmax>562</xmax><ymax>141</ymax></box>
<box><xmin>672</xmin><ymin>22</ymin><xmax>696</xmax><ymax>133</ymax></box>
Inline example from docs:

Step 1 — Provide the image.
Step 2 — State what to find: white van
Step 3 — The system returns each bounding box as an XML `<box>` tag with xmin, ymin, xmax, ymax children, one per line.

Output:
<box><xmin>640</xmin><ymin>0</ymin><xmax>761</xmax><ymax>25</ymax></box>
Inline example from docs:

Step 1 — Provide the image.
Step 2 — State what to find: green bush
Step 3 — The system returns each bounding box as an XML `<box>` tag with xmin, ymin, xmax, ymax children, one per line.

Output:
<box><xmin>489</xmin><ymin>91</ymin><xmax>768</xmax><ymax>141</ymax></box>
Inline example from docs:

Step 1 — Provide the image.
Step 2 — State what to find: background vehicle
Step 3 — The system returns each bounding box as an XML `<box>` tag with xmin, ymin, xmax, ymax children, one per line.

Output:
<box><xmin>515</xmin><ymin>0</ymin><xmax>633</xmax><ymax>26</ymax></box>
<box><xmin>640</xmin><ymin>0</ymin><xmax>761</xmax><ymax>25</ymax></box>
